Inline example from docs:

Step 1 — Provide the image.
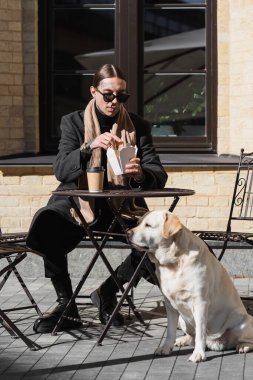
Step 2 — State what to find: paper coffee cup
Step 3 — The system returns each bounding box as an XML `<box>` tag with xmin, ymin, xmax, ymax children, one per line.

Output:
<box><xmin>86</xmin><ymin>166</ymin><xmax>105</xmax><ymax>192</ymax></box>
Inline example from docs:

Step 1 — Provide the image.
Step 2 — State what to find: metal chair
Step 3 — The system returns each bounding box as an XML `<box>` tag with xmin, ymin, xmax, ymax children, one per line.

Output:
<box><xmin>0</xmin><ymin>230</ymin><xmax>44</xmax><ymax>350</ymax></box>
<box><xmin>194</xmin><ymin>148</ymin><xmax>253</xmax><ymax>262</ymax></box>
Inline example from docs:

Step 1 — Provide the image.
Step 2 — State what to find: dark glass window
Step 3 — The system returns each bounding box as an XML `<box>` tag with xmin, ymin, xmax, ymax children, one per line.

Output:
<box><xmin>54</xmin><ymin>1</ymin><xmax>114</xmax><ymax>5</ymax></box>
<box><xmin>53</xmin><ymin>74</ymin><xmax>93</xmax><ymax>137</ymax></box>
<box><xmin>144</xmin><ymin>9</ymin><xmax>205</xmax><ymax>71</ymax></box>
<box><xmin>143</xmin><ymin>2</ymin><xmax>211</xmax><ymax>151</ymax></box>
<box><xmin>39</xmin><ymin>0</ymin><xmax>216</xmax><ymax>153</ymax></box>
<box><xmin>145</xmin><ymin>1</ymin><xmax>206</xmax><ymax>4</ymax></box>
<box><xmin>54</xmin><ymin>9</ymin><xmax>115</xmax><ymax>71</ymax></box>
<box><xmin>145</xmin><ymin>74</ymin><xmax>205</xmax><ymax>137</ymax></box>
<box><xmin>39</xmin><ymin>2</ymin><xmax>115</xmax><ymax>152</ymax></box>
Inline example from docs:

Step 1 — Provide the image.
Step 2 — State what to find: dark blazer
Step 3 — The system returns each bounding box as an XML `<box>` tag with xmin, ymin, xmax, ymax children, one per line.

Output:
<box><xmin>27</xmin><ymin>110</ymin><xmax>168</xmax><ymax>254</ymax></box>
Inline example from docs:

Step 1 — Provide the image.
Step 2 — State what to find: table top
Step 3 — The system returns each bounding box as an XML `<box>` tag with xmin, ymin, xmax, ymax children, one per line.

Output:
<box><xmin>52</xmin><ymin>188</ymin><xmax>195</xmax><ymax>198</ymax></box>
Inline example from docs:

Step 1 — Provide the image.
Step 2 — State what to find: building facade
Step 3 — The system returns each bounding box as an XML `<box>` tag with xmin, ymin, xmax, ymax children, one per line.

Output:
<box><xmin>0</xmin><ymin>0</ymin><xmax>253</xmax><ymax>234</ymax></box>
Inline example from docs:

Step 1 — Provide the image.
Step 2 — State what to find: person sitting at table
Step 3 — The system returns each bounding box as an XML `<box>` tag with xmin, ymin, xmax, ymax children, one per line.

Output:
<box><xmin>26</xmin><ymin>63</ymin><xmax>168</xmax><ymax>333</ymax></box>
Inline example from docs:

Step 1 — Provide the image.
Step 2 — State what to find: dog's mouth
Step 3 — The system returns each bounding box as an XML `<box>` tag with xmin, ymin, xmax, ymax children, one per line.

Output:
<box><xmin>128</xmin><ymin>239</ymin><xmax>149</xmax><ymax>252</ymax></box>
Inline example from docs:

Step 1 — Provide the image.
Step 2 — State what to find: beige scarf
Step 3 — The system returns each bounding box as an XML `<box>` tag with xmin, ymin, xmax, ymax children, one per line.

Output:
<box><xmin>71</xmin><ymin>99</ymin><xmax>148</xmax><ymax>224</ymax></box>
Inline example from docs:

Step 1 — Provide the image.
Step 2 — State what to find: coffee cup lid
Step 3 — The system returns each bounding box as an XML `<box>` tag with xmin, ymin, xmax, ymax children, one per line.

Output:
<box><xmin>86</xmin><ymin>166</ymin><xmax>105</xmax><ymax>173</ymax></box>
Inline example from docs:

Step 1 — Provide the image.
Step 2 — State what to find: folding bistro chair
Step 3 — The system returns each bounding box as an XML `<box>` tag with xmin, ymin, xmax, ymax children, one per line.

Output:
<box><xmin>0</xmin><ymin>229</ymin><xmax>44</xmax><ymax>350</ymax></box>
<box><xmin>194</xmin><ymin>148</ymin><xmax>253</xmax><ymax>264</ymax></box>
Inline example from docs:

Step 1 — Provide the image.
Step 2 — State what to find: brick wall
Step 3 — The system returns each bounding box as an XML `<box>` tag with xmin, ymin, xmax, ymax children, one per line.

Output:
<box><xmin>0</xmin><ymin>0</ymin><xmax>24</xmax><ymax>155</ymax></box>
<box><xmin>0</xmin><ymin>167</ymin><xmax>58</xmax><ymax>232</ymax></box>
<box><xmin>1</xmin><ymin>1</ymin><xmax>253</xmax><ymax>157</ymax></box>
<box><xmin>1</xmin><ymin>2</ymin><xmax>253</xmax><ymax>234</ymax></box>
<box><xmin>0</xmin><ymin>0</ymin><xmax>38</xmax><ymax>156</ymax></box>
<box><xmin>1</xmin><ymin>167</ymin><xmax>253</xmax><ymax>234</ymax></box>
<box><xmin>217</xmin><ymin>0</ymin><xmax>253</xmax><ymax>154</ymax></box>
<box><xmin>147</xmin><ymin>167</ymin><xmax>253</xmax><ymax>232</ymax></box>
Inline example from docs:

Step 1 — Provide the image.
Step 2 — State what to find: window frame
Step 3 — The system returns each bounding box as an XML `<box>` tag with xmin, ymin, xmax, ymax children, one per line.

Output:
<box><xmin>39</xmin><ymin>0</ymin><xmax>217</xmax><ymax>154</ymax></box>
<box><xmin>124</xmin><ymin>1</ymin><xmax>217</xmax><ymax>153</ymax></box>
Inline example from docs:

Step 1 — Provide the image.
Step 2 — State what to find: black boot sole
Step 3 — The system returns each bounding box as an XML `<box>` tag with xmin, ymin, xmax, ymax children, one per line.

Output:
<box><xmin>33</xmin><ymin>316</ymin><xmax>83</xmax><ymax>333</ymax></box>
<box><xmin>90</xmin><ymin>289</ymin><xmax>124</xmax><ymax>327</ymax></box>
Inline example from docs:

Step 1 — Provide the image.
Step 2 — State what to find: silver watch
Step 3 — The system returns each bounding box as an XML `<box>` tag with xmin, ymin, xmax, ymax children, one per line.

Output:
<box><xmin>80</xmin><ymin>142</ymin><xmax>92</xmax><ymax>155</ymax></box>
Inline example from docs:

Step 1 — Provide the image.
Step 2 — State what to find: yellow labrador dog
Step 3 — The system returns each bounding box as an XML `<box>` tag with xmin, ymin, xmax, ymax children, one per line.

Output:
<box><xmin>127</xmin><ymin>210</ymin><xmax>253</xmax><ymax>363</ymax></box>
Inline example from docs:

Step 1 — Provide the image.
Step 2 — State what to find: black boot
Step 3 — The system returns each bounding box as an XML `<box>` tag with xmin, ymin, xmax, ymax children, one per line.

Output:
<box><xmin>90</xmin><ymin>250</ymin><xmax>157</xmax><ymax>327</ymax></box>
<box><xmin>90</xmin><ymin>275</ymin><xmax>124</xmax><ymax>327</ymax></box>
<box><xmin>33</xmin><ymin>275</ymin><xmax>82</xmax><ymax>333</ymax></box>
<box><xmin>117</xmin><ymin>250</ymin><xmax>157</xmax><ymax>286</ymax></box>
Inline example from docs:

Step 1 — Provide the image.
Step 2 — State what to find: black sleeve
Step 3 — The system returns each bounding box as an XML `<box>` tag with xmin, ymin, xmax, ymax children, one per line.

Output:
<box><xmin>53</xmin><ymin>112</ymin><xmax>92</xmax><ymax>183</ymax></box>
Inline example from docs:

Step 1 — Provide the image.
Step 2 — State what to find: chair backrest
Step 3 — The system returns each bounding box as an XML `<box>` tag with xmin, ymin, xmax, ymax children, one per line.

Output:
<box><xmin>227</xmin><ymin>148</ymin><xmax>253</xmax><ymax>231</ymax></box>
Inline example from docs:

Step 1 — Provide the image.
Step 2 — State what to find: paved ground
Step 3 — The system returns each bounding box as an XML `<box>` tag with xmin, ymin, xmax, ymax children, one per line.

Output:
<box><xmin>1</xmin><ymin>276</ymin><xmax>253</xmax><ymax>380</ymax></box>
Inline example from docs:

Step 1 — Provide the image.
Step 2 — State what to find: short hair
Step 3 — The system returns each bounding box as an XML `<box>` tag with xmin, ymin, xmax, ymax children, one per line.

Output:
<box><xmin>92</xmin><ymin>64</ymin><xmax>126</xmax><ymax>88</ymax></box>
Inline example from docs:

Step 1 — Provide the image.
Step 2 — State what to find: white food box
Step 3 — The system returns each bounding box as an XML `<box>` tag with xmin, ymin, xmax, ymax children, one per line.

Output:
<box><xmin>107</xmin><ymin>144</ymin><xmax>138</xmax><ymax>175</ymax></box>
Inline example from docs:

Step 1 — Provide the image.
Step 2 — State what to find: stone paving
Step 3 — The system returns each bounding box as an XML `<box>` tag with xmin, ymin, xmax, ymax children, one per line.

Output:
<box><xmin>1</xmin><ymin>276</ymin><xmax>253</xmax><ymax>380</ymax></box>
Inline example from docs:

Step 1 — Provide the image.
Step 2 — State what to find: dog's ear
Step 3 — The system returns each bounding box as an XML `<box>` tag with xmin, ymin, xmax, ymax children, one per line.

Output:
<box><xmin>162</xmin><ymin>212</ymin><xmax>182</xmax><ymax>239</ymax></box>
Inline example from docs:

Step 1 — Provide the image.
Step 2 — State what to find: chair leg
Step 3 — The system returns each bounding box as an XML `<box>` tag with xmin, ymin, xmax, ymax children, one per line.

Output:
<box><xmin>6</xmin><ymin>256</ymin><xmax>43</xmax><ymax>317</ymax></box>
<box><xmin>0</xmin><ymin>269</ymin><xmax>12</xmax><ymax>291</ymax></box>
<box><xmin>0</xmin><ymin>309</ymin><xmax>40</xmax><ymax>350</ymax></box>
<box><xmin>217</xmin><ymin>239</ymin><xmax>229</xmax><ymax>261</ymax></box>
<box><xmin>121</xmin><ymin>286</ymin><xmax>134</xmax><ymax>320</ymax></box>
<box><xmin>129</xmin><ymin>287</ymin><xmax>134</xmax><ymax>319</ymax></box>
<box><xmin>0</xmin><ymin>252</ymin><xmax>42</xmax><ymax>350</ymax></box>
<box><xmin>0</xmin><ymin>314</ymin><xmax>17</xmax><ymax>338</ymax></box>
<box><xmin>97</xmin><ymin>252</ymin><xmax>148</xmax><ymax>346</ymax></box>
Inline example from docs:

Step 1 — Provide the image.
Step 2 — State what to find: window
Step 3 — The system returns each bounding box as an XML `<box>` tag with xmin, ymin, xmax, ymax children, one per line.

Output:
<box><xmin>142</xmin><ymin>1</ymin><xmax>216</xmax><ymax>152</ymax></box>
<box><xmin>39</xmin><ymin>0</ymin><xmax>216</xmax><ymax>153</ymax></box>
<box><xmin>39</xmin><ymin>0</ymin><xmax>115</xmax><ymax>152</ymax></box>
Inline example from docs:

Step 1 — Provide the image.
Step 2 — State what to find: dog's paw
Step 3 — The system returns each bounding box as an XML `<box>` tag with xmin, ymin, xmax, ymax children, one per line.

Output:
<box><xmin>236</xmin><ymin>343</ymin><xmax>253</xmax><ymax>353</ymax></box>
<box><xmin>154</xmin><ymin>345</ymin><xmax>173</xmax><ymax>356</ymax></box>
<box><xmin>175</xmin><ymin>335</ymin><xmax>194</xmax><ymax>347</ymax></box>
<box><xmin>188</xmin><ymin>349</ymin><xmax>206</xmax><ymax>363</ymax></box>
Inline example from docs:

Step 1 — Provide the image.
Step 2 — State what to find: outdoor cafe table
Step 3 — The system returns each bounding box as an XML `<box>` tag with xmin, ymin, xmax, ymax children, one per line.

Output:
<box><xmin>51</xmin><ymin>188</ymin><xmax>195</xmax><ymax>344</ymax></box>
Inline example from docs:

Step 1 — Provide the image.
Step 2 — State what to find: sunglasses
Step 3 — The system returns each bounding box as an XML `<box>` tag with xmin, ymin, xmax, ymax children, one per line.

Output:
<box><xmin>96</xmin><ymin>88</ymin><xmax>130</xmax><ymax>103</ymax></box>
